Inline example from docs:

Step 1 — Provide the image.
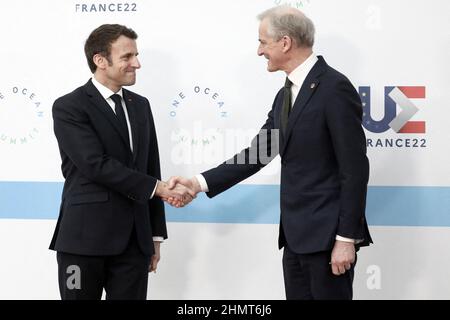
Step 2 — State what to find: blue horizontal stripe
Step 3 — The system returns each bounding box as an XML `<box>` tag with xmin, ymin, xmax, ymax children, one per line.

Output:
<box><xmin>0</xmin><ymin>181</ymin><xmax>449</xmax><ymax>227</ymax></box>
<box><xmin>0</xmin><ymin>181</ymin><xmax>63</xmax><ymax>219</ymax></box>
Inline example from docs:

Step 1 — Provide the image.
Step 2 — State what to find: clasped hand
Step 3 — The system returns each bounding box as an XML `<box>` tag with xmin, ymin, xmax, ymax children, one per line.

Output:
<box><xmin>156</xmin><ymin>176</ymin><xmax>201</xmax><ymax>208</ymax></box>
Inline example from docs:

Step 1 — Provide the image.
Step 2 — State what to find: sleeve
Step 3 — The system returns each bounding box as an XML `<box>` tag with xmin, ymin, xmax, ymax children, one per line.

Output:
<box><xmin>202</xmin><ymin>90</ymin><xmax>282</xmax><ymax>198</ymax></box>
<box><xmin>325</xmin><ymin>79</ymin><xmax>370</xmax><ymax>239</ymax></box>
<box><xmin>144</xmin><ymin>98</ymin><xmax>167</xmax><ymax>240</ymax></box>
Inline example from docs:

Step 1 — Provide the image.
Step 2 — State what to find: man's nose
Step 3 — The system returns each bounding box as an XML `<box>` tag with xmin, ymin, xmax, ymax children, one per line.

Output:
<box><xmin>257</xmin><ymin>45</ymin><xmax>264</xmax><ymax>56</ymax></box>
<box><xmin>132</xmin><ymin>56</ymin><xmax>141</xmax><ymax>69</ymax></box>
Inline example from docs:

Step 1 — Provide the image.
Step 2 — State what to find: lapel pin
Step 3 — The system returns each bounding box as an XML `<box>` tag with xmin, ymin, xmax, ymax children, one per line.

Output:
<box><xmin>128</xmin><ymin>98</ymin><xmax>132</xmax><ymax>102</ymax></box>
<box><xmin>310</xmin><ymin>83</ymin><xmax>316</xmax><ymax>89</ymax></box>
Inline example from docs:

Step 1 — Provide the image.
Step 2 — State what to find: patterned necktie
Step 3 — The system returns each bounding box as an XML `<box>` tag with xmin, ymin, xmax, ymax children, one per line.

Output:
<box><xmin>280</xmin><ymin>77</ymin><xmax>293</xmax><ymax>135</ymax></box>
<box><xmin>110</xmin><ymin>94</ymin><xmax>130</xmax><ymax>143</ymax></box>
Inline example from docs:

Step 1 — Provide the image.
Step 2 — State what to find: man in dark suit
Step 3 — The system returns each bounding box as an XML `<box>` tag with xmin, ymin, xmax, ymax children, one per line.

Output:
<box><xmin>167</xmin><ymin>6</ymin><xmax>372</xmax><ymax>299</ymax></box>
<box><xmin>50</xmin><ymin>24</ymin><xmax>194</xmax><ymax>300</ymax></box>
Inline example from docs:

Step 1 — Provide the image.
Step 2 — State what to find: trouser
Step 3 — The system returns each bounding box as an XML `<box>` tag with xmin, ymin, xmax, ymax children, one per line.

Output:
<box><xmin>282</xmin><ymin>245</ymin><xmax>356</xmax><ymax>300</ymax></box>
<box><xmin>57</xmin><ymin>228</ymin><xmax>150</xmax><ymax>300</ymax></box>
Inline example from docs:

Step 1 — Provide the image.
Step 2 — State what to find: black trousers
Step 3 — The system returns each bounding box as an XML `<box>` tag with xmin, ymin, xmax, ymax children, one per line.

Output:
<box><xmin>57</xmin><ymin>228</ymin><xmax>150</xmax><ymax>300</ymax></box>
<box><xmin>282</xmin><ymin>245</ymin><xmax>355</xmax><ymax>300</ymax></box>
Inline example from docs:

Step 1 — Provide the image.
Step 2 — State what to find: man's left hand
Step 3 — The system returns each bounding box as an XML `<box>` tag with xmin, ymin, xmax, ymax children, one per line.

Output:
<box><xmin>149</xmin><ymin>241</ymin><xmax>161</xmax><ymax>273</ymax></box>
<box><xmin>330</xmin><ymin>240</ymin><xmax>355</xmax><ymax>276</ymax></box>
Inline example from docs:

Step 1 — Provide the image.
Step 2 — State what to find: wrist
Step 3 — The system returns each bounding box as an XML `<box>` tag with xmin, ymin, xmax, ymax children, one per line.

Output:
<box><xmin>192</xmin><ymin>177</ymin><xmax>202</xmax><ymax>194</ymax></box>
<box><xmin>155</xmin><ymin>180</ymin><xmax>168</xmax><ymax>197</ymax></box>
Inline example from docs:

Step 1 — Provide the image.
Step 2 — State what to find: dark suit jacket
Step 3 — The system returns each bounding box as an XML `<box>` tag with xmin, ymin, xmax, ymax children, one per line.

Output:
<box><xmin>202</xmin><ymin>56</ymin><xmax>372</xmax><ymax>254</ymax></box>
<box><xmin>49</xmin><ymin>79</ymin><xmax>167</xmax><ymax>256</ymax></box>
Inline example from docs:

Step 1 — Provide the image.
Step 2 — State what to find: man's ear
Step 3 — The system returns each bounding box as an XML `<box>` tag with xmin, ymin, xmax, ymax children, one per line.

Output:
<box><xmin>281</xmin><ymin>35</ymin><xmax>293</xmax><ymax>53</ymax></box>
<box><xmin>93</xmin><ymin>53</ymin><xmax>108</xmax><ymax>70</ymax></box>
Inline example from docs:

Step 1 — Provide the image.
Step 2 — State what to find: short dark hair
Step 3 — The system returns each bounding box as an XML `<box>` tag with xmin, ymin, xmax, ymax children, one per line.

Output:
<box><xmin>84</xmin><ymin>24</ymin><xmax>138</xmax><ymax>73</ymax></box>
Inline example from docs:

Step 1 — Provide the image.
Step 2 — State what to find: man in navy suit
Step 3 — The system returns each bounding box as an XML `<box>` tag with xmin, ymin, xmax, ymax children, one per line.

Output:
<box><xmin>50</xmin><ymin>24</ymin><xmax>194</xmax><ymax>299</ymax></box>
<box><xmin>167</xmin><ymin>6</ymin><xmax>372</xmax><ymax>299</ymax></box>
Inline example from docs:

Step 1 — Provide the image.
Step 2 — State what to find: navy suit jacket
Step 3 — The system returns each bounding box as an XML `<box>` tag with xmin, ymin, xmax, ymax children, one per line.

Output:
<box><xmin>202</xmin><ymin>56</ymin><xmax>372</xmax><ymax>254</ymax></box>
<box><xmin>50</xmin><ymin>79</ymin><xmax>167</xmax><ymax>256</ymax></box>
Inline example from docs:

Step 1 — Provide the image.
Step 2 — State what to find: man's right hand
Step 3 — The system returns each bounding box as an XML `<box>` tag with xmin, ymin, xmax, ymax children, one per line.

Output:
<box><xmin>155</xmin><ymin>180</ymin><xmax>196</xmax><ymax>208</ymax></box>
<box><xmin>164</xmin><ymin>176</ymin><xmax>202</xmax><ymax>207</ymax></box>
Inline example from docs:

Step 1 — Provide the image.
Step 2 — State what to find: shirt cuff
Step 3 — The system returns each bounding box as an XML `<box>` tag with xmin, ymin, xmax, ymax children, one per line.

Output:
<box><xmin>336</xmin><ymin>235</ymin><xmax>364</xmax><ymax>244</ymax></box>
<box><xmin>152</xmin><ymin>236</ymin><xmax>164</xmax><ymax>242</ymax></box>
<box><xmin>336</xmin><ymin>235</ymin><xmax>355</xmax><ymax>243</ymax></box>
<box><xmin>149</xmin><ymin>180</ymin><xmax>158</xmax><ymax>199</ymax></box>
<box><xmin>195</xmin><ymin>174</ymin><xmax>209</xmax><ymax>193</ymax></box>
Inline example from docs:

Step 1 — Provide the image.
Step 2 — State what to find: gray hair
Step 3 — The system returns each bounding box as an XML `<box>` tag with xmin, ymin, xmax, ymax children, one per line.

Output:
<box><xmin>257</xmin><ymin>5</ymin><xmax>315</xmax><ymax>48</ymax></box>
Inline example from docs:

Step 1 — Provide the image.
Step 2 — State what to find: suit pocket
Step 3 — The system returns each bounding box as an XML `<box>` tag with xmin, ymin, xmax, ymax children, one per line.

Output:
<box><xmin>79</xmin><ymin>177</ymin><xmax>94</xmax><ymax>186</ymax></box>
<box><xmin>68</xmin><ymin>191</ymin><xmax>109</xmax><ymax>206</ymax></box>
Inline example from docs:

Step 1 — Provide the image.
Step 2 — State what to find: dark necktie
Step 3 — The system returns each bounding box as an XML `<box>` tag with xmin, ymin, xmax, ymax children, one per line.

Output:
<box><xmin>110</xmin><ymin>94</ymin><xmax>130</xmax><ymax>144</ymax></box>
<box><xmin>280</xmin><ymin>77</ymin><xmax>293</xmax><ymax>135</ymax></box>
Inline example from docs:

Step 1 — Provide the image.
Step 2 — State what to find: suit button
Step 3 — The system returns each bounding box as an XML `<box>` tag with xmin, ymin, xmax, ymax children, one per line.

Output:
<box><xmin>361</xmin><ymin>217</ymin><xmax>365</xmax><ymax>223</ymax></box>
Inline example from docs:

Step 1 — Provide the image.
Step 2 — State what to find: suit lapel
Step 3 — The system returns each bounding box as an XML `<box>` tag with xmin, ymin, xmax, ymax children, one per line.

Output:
<box><xmin>84</xmin><ymin>79</ymin><xmax>132</xmax><ymax>153</ymax></box>
<box><xmin>123</xmin><ymin>89</ymin><xmax>140</xmax><ymax>162</ymax></box>
<box><xmin>280</xmin><ymin>56</ymin><xmax>327</xmax><ymax>157</ymax></box>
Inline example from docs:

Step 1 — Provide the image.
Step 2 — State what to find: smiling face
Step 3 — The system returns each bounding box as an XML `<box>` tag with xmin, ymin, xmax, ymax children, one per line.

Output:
<box><xmin>257</xmin><ymin>18</ymin><xmax>286</xmax><ymax>72</ymax></box>
<box><xmin>94</xmin><ymin>35</ymin><xmax>141</xmax><ymax>92</ymax></box>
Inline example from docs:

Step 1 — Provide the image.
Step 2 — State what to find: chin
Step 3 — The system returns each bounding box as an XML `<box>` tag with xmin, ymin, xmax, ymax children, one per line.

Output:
<box><xmin>266</xmin><ymin>62</ymin><xmax>278</xmax><ymax>72</ymax></box>
<box><xmin>123</xmin><ymin>78</ymin><xmax>136</xmax><ymax>86</ymax></box>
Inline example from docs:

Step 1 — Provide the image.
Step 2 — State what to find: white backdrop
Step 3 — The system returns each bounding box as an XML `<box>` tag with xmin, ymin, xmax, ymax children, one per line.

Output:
<box><xmin>0</xmin><ymin>0</ymin><xmax>449</xmax><ymax>299</ymax></box>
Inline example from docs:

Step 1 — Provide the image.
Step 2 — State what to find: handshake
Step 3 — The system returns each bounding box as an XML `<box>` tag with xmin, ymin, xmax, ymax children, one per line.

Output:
<box><xmin>155</xmin><ymin>176</ymin><xmax>201</xmax><ymax>208</ymax></box>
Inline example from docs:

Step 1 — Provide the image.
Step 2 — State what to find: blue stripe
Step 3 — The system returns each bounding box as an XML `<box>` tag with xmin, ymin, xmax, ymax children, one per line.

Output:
<box><xmin>0</xmin><ymin>181</ymin><xmax>449</xmax><ymax>226</ymax></box>
<box><xmin>0</xmin><ymin>182</ymin><xmax>63</xmax><ymax>219</ymax></box>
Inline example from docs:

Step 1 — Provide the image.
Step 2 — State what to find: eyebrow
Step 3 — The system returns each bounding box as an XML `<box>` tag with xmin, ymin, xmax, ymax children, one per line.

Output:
<box><xmin>120</xmin><ymin>52</ymin><xmax>138</xmax><ymax>59</ymax></box>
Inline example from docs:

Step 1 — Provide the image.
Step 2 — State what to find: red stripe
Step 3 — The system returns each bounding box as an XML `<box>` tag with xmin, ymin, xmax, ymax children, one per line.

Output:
<box><xmin>399</xmin><ymin>121</ymin><xmax>426</xmax><ymax>133</ymax></box>
<box><xmin>398</xmin><ymin>86</ymin><xmax>425</xmax><ymax>98</ymax></box>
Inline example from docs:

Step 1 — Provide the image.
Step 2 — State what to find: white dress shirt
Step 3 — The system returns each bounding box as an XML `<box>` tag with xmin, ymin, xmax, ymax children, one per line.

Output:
<box><xmin>91</xmin><ymin>77</ymin><xmax>133</xmax><ymax>150</ymax></box>
<box><xmin>287</xmin><ymin>53</ymin><xmax>318</xmax><ymax>106</ymax></box>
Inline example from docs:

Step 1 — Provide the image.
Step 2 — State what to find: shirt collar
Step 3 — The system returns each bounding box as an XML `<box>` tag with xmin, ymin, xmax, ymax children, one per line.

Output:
<box><xmin>287</xmin><ymin>53</ymin><xmax>318</xmax><ymax>88</ymax></box>
<box><xmin>91</xmin><ymin>76</ymin><xmax>123</xmax><ymax>100</ymax></box>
